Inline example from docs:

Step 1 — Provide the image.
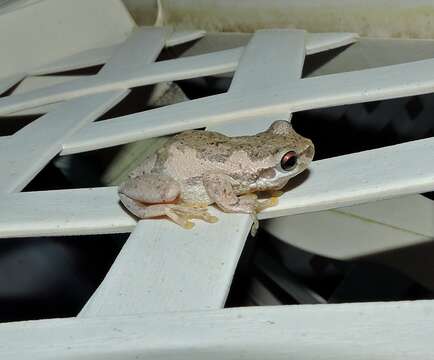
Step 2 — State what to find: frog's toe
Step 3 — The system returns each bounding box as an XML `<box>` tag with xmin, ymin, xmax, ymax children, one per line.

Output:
<box><xmin>250</xmin><ymin>214</ymin><xmax>259</xmax><ymax>237</ymax></box>
<box><xmin>256</xmin><ymin>196</ymin><xmax>279</xmax><ymax>212</ymax></box>
<box><xmin>165</xmin><ymin>206</ymin><xmax>195</xmax><ymax>229</ymax></box>
<box><xmin>207</xmin><ymin>215</ymin><xmax>219</xmax><ymax>223</ymax></box>
<box><xmin>171</xmin><ymin>204</ymin><xmax>219</xmax><ymax>225</ymax></box>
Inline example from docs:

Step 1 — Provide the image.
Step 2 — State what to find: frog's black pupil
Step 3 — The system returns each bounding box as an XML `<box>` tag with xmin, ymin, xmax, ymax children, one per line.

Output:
<box><xmin>281</xmin><ymin>151</ymin><xmax>298</xmax><ymax>171</ymax></box>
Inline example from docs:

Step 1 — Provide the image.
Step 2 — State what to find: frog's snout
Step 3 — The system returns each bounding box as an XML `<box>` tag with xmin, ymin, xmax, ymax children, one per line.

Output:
<box><xmin>296</xmin><ymin>141</ymin><xmax>315</xmax><ymax>174</ymax></box>
<box><xmin>302</xmin><ymin>142</ymin><xmax>315</xmax><ymax>162</ymax></box>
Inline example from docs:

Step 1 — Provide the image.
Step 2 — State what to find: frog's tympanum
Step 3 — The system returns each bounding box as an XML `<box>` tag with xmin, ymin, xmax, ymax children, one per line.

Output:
<box><xmin>118</xmin><ymin>120</ymin><xmax>314</xmax><ymax>232</ymax></box>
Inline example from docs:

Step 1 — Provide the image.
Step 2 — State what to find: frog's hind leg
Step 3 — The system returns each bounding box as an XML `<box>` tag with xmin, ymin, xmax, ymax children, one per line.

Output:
<box><xmin>118</xmin><ymin>173</ymin><xmax>180</xmax><ymax>204</ymax></box>
<box><xmin>118</xmin><ymin>193</ymin><xmax>164</xmax><ymax>219</ymax></box>
<box><xmin>119</xmin><ymin>194</ymin><xmax>217</xmax><ymax>229</ymax></box>
<box><xmin>119</xmin><ymin>173</ymin><xmax>219</xmax><ymax>228</ymax></box>
<box><xmin>118</xmin><ymin>194</ymin><xmax>191</xmax><ymax>228</ymax></box>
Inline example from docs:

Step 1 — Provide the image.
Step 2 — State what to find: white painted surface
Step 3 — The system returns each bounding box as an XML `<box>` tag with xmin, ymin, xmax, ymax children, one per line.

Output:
<box><xmin>0</xmin><ymin>0</ymin><xmax>42</xmax><ymax>14</ymax></box>
<box><xmin>98</xmin><ymin>27</ymin><xmax>170</xmax><ymax>76</ymax></box>
<box><xmin>247</xmin><ymin>277</ymin><xmax>282</xmax><ymax>305</ymax></box>
<box><xmin>62</xmin><ymin>56</ymin><xmax>434</xmax><ymax>154</ymax></box>
<box><xmin>11</xmin><ymin>76</ymin><xmax>85</xmax><ymax>94</ymax></box>
<box><xmin>306</xmin><ymin>32</ymin><xmax>358</xmax><ymax>54</ymax></box>
<box><xmin>30</xmin><ymin>30</ymin><xmax>207</xmax><ymax>75</ymax></box>
<box><xmin>30</xmin><ymin>44</ymin><xmax>118</xmax><ymax>75</ymax></box>
<box><xmin>79</xmin><ymin>214</ymin><xmax>251</xmax><ymax>316</ymax></box>
<box><xmin>2</xmin><ymin>301</ymin><xmax>434</xmax><ymax>359</ymax></box>
<box><xmin>210</xmin><ymin>112</ymin><xmax>292</xmax><ymax>137</ymax></box>
<box><xmin>0</xmin><ymin>48</ymin><xmax>242</xmax><ymax>116</ymax></box>
<box><xmin>229</xmin><ymin>29</ymin><xmax>305</xmax><ymax>93</ymax></box>
<box><xmin>165</xmin><ymin>29</ymin><xmax>206</xmax><ymax>47</ymax></box>
<box><xmin>211</xmin><ymin>29</ymin><xmax>305</xmax><ymax>135</ymax></box>
<box><xmin>0</xmin><ymin>0</ymin><xmax>134</xmax><ymax>78</ymax></box>
<box><xmin>0</xmin><ymin>32</ymin><xmax>355</xmax><ymax>116</ymax></box>
<box><xmin>0</xmin><ymin>187</ymin><xmax>136</xmax><ymax>238</ymax></box>
<box><xmin>0</xmin><ymin>73</ymin><xmax>24</xmax><ymax>95</ymax></box>
<box><xmin>341</xmin><ymin>194</ymin><xmax>433</xmax><ymax>236</ymax></box>
<box><xmin>264</xmin><ymin>195</ymin><xmax>434</xmax><ymax>259</ymax></box>
<box><xmin>9</xmin><ymin>75</ymin><xmax>85</xmax><ymax>116</ymax></box>
<box><xmin>0</xmin><ymin>91</ymin><xmax>128</xmax><ymax>193</ymax></box>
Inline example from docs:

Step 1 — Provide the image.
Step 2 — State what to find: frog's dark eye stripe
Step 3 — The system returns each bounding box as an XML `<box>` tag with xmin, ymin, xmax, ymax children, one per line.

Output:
<box><xmin>280</xmin><ymin>151</ymin><xmax>298</xmax><ymax>171</ymax></box>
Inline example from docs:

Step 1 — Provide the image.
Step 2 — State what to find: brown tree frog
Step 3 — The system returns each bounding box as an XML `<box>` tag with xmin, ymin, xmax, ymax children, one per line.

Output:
<box><xmin>118</xmin><ymin>120</ymin><xmax>314</xmax><ymax>232</ymax></box>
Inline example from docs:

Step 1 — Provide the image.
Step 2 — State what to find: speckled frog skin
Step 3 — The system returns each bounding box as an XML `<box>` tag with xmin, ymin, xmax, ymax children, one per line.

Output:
<box><xmin>118</xmin><ymin>120</ymin><xmax>314</xmax><ymax>230</ymax></box>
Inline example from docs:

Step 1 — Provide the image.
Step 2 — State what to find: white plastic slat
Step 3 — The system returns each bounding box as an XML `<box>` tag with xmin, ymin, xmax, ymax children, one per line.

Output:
<box><xmin>0</xmin><ymin>0</ymin><xmax>134</xmax><ymax>79</ymax></box>
<box><xmin>207</xmin><ymin>28</ymin><xmax>306</xmax><ymax>271</ymax></box>
<box><xmin>30</xmin><ymin>30</ymin><xmax>207</xmax><ymax>76</ymax></box>
<box><xmin>0</xmin><ymin>0</ymin><xmax>42</xmax><ymax>14</ymax></box>
<box><xmin>263</xmin><ymin>195</ymin><xmax>433</xmax><ymax>260</ymax></box>
<box><xmin>0</xmin><ymin>31</ymin><xmax>355</xmax><ymax>115</ymax></box>
<box><xmin>0</xmin><ymin>73</ymin><xmax>24</xmax><ymax>95</ymax></box>
<box><xmin>79</xmin><ymin>214</ymin><xmax>251</xmax><ymax>316</ymax></box>
<box><xmin>0</xmin><ymin>90</ymin><xmax>128</xmax><ymax>193</ymax></box>
<box><xmin>30</xmin><ymin>44</ymin><xmax>118</xmax><ymax>75</ymax></box>
<box><xmin>70</xmin><ymin>28</ymin><xmax>207</xmax><ymax>317</ymax></box>
<box><xmin>209</xmin><ymin>112</ymin><xmax>292</xmax><ymax>136</ymax></box>
<box><xmin>341</xmin><ymin>194</ymin><xmax>433</xmax><ymax>237</ymax></box>
<box><xmin>306</xmin><ymin>32</ymin><xmax>358</xmax><ymax>54</ymax></box>
<box><xmin>80</xmin><ymin>30</ymin><xmax>305</xmax><ymax>317</ymax></box>
<box><xmin>1</xmin><ymin>137</ymin><xmax>432</xmax><ymax>238</ymax></box>
<box><xmin>211</xmin><ymin>29</ymin><xmax>305</xmax><ymax>135</ymax></box>
<box><xmin>259</xmin><ymin>137</ymin><xmax>434</xmax><ymax>219</ymax></box>
<box><xmin>33</xmin><ymin>30</ymin><xmax>351</xmax><ymax>77</ymax></box>
<box><xmin>165</xmin><ymin>29</ymin><xmax>206</xmax><ymax>47</ymax></box>
<box><xmin>229</xmin><ymin>29</ymin><xmax>305</xmax><ymax>93</ymax></box>
<box><xmin>62</xmin><ymin>56</ymin><xmax>434</xmax><ymax>154</ymax></box>
<box><xmin>11</xmin><ymin>75</ymin><xmax>85</xmax><ymax>94</ymax></box>
<box><xmin>248</xmin><ymin>277</ymin><xmax>282</xmax><ymax>305</ymax></box>
<box><xmin>1</xmin><ymin>301</ymin><xmax>434</xmax><ymax>359</ymax></box>
<box><xmin>9</xmin><ymin>75</ymin><xmax>85</xmax><ymax>116</ymax></box>
<box><xmin>0</xmin><ymin>187</ymin><xmax>135</xmax><ymax>238</ymax></box>
<box><xmin>98</xmin><ymin>27</ymin><xmax>170</xmax><ymax>76</ymax></box>
<box><xmin>29</xmin><ymin>31</ymin><xmax>353</xmax><ymax>77</ymax></box>
<box><xmin>0</xmin><ymin>48</ymin><xmax>243</xmax><ymax>116</ymax></box>
<box><xmin>0</xmin><ymin>26</ymin><xmax>170</xmax><ymax>115</ymax></box>
<box><xmin>10</xmin><ymin>104</ymin><xmax>57</xmax><ymax>117</ymax></box>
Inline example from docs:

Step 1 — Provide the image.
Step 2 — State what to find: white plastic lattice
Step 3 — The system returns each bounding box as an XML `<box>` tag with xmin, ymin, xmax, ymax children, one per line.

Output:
<box><xmin>0</xmin><ymin>1</ymin><xmax>433</xmax><ymax>359</ymax></box>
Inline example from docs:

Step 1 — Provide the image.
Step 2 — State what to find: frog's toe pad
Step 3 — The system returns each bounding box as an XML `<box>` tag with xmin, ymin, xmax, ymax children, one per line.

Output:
<box><xmin>256</xmin><ymin>196</ymin><xmax>279</xmax><ymax>212</ymax></box>
<box><xmin>207</xmin><ymin>215</ymin><xmax>219</xmax><ymax>223</ymax></box>
<box><xmin>170</xmin><ymin>204</ymin><xmax>219</xmax><ymax>226</ymax></box>
<box><xmin>183</xmin><ymin>221</ymin><xmax>195</xmax><ymax>230</ymax></box>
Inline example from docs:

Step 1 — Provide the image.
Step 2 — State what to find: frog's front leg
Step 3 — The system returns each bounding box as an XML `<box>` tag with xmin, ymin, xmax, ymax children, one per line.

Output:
<box><xmin>203</xmin><ymin>172</ymin><xmax>258</xmax><ymax>214</ymax></box>
<box><xmin>118</xmin><ymin>174</ymin><xmax>217</xmax><ymax>229</ymax></box>
<box><xmin>203</xmin><ymin>172</ymin><xmax>279</xmax><ymax>214</ymax></box>
<box><xmin>203</xmin><ymin>172</ymin><xmax>277</xmax><ymax>236</ymax></box>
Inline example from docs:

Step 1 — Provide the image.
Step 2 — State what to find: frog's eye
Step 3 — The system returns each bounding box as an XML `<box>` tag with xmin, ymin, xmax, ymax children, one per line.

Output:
<box><xmin>280</xmin><ymin>151</ymin><xmax>298</xmax><ymax>171</ymax></box>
